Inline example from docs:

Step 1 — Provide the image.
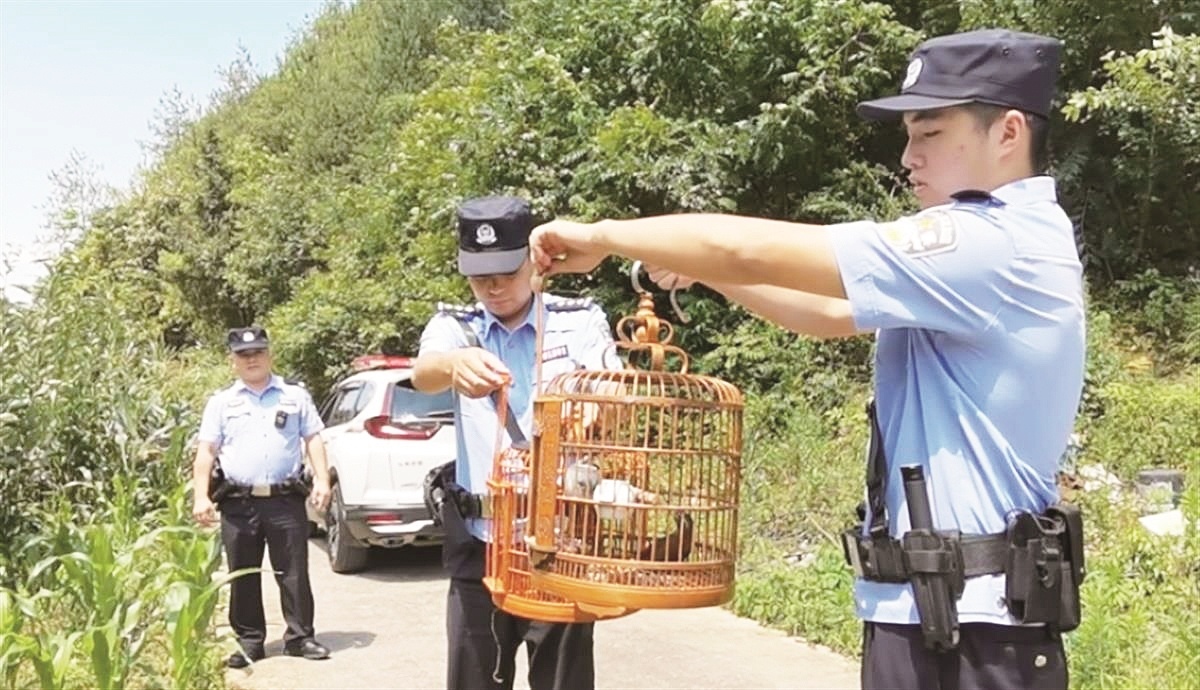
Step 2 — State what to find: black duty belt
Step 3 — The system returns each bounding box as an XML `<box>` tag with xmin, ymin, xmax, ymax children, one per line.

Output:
<box><xmin>224</xmin><ymin>481</ymin><xmax>304</xmax><ymax>499</ymax></box>
<box><xmin>842</xmin><ymin>530</ymin><xmax>1007</xmax><ymax>582</ymax></box>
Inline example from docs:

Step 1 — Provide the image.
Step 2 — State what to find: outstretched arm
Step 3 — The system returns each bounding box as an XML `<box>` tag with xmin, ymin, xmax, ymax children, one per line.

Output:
<box><xmin>711</xmin><ymin>283</ymin><xmax>861</xmax><ymax>339</ymax></box>
<box><xmin>644</xmin><ymin>265</ymin><xmax>862</xmax><ymax>340</ymax></box>
<box><xmin>529</xmin><ymin>214</ymin><xmax>845</xmax><ymax>299</ymax></box>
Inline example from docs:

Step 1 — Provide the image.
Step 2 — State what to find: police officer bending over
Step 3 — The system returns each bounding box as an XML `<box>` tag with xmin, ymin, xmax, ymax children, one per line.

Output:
<box><xmin>530</xmin><ymin>29</ymin><xmax>1085</xmax><ymax>690</ymax></box>
<box><xmin>413</xmin><ymin>196</ymin><xmax>622</xmax><ymax>690</ymax></box>
<box><xmin>193</xmin><ymin>327</ymin><xmax>334</xmax><ymax>669</ymax></box>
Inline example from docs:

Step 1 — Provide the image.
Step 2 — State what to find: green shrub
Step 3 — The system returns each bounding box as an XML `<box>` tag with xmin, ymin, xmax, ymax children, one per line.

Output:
<box><xmin>1104</xmin><ymin>269</ymin><xmax>1200</xmax><ymax>369</ymax></box>
<box><xmin>1</xmin><ymin>268</ymin><xmax>234</xmax><ymax>686</ymax></box>
<box><xmin>1080</xmin><ymin>371</ymin><xmax>1200</xmax><ymax>480</ymax></box>
<box><xmin>1065</xmin><ymin>463</ymin><xmax>1200</xmax><ymax>689</ymax></box>
<box><xmin>732</xmin><ymin>392</ymin><xmax>868</xmax><ymax>656</ymax></box>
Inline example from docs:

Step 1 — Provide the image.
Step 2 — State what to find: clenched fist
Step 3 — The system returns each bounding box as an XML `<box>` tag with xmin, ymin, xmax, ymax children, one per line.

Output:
<box><xmin>528</xmin><ymin>219</ymin><xmax>609</xmax><ymax>285</ymax></box>
<box><xmin>451</xmin><ymin>348</ymin><xmax>512</xmax><ymax>398</ymax></box>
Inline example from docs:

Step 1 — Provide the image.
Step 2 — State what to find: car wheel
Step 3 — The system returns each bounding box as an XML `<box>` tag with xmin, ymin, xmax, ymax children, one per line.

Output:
<box><xmin>326</xmin><ymin>487</ymin><xmax>369</xmax><ymax>574</ymax></box>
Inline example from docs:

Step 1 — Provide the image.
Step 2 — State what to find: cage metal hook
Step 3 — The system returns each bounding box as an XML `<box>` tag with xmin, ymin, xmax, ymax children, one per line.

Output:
<box><xmin>630</xmin><ymin>261</ymin><xmax>691</xmax><ymax>324</ymax></box>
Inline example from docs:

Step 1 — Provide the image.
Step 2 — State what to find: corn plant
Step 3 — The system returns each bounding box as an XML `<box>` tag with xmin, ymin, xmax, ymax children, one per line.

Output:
<box><xmin>162</xmin><ymin>540</ymin><xmax>258</xmax><ymax>690</ymax></box>
<box><xmin>25</xmin><ymin>629</ymin><xmax>83</xmax><ymax>690</ymax></box>
<box><xmin>0</xmin><ymin>589</ymin><xmax>26</xmax><ymax>687</ymax></box>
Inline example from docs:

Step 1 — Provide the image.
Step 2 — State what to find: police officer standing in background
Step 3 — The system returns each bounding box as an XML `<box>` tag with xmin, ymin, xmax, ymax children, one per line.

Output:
<box><xmin>413</xmin><ymin>196</ymin><xmax>622</xmax><ymax>690</ymax></box>
<box><xmin>530</xmin><ymin>29</ymin><xmax>1084</xmax><ymax>690</ymax></box>
<box><xmin>193</xmin><ymin>327</ymin><xmax>334</xmax><ymax>669</ymax></box>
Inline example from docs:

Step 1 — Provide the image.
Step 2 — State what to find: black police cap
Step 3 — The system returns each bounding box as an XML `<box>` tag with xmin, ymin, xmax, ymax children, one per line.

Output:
<box><xmin>456</xmin><ymin>195</ymin><xmax>533</xmax><ymax>277</ymax></box>
<box><xmin>857</xmin><ymin>29</ymin><xmax>1062</xmax><ymax>120</ymax></box>
<box><xmin>227</xmin><ymin>326</ymin><xmax>270</xmax><ymax>353</ymax></box>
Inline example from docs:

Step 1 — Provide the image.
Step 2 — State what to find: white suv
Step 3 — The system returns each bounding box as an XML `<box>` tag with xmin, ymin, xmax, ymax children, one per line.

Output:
<box><xmin>307</xmin><ymin>355</ymin><xmax>455</xmax><ymax>573</ymax></box>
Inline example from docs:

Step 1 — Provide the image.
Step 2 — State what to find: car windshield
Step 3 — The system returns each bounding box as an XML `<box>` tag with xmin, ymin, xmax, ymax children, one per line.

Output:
<box><xmin>390</xmin><ymin>382</ymin><xmax>454</xmax><ymax>420</ymax></box>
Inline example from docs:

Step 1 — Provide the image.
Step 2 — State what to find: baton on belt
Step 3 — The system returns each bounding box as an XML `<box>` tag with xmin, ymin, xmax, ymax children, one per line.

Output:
<box><xmin>901</xmin><ymin>464</ymin><xmax>965</xmax><ymax>652</ymax></box>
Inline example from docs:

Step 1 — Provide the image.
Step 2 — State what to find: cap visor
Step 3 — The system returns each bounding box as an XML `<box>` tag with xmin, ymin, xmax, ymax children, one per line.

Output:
<box><xmin>458</xmin><ymin>247</ymin><xmax>527</xmax><ymax>277</ymax></box>
<box><xmin>856</xmin><ymin>94</ymin><xmax>975</xmax><ymax>120</ymax></box>
<box><xmin>230</xmin><ymin>343</ymin><xmax>268</xmax><ymax>353</ymax></box>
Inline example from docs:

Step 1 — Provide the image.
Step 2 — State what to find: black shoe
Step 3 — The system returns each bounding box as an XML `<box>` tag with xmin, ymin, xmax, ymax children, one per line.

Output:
<box><xmin>284</xmin><ymin>639</ymin><xmax>330</xmax><ymax>660</ymax></box>
<box><xmin>226</xmin><ymin>649</ymin><xmax>263</xmax><ymax>669</ymax></box>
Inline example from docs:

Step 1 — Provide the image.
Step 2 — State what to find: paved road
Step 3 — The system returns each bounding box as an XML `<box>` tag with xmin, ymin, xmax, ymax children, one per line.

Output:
<box><xmin>224</xmin><ymin>539</ymin><xmax>860</xmax><ymax>690</ymax></box>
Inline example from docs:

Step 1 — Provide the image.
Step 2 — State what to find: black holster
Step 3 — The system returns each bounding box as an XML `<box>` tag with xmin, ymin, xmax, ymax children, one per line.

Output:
<box><xmin>902</xmin><ymin>527</ymin><xmax>965</xmax><ymax>651</ymax></box>
<box><xmin>207</xmin><ymin>460</ymin><xmax>232</xmax><ymax>503</ymax></box>
<box><xmin>1005</xmin><ymin>502</ymin><xmax>1085</xmax><ymax>632</ymax></box>
<box><xmin>901</xmin><ymin>465</ymin><xmax>964</xmax><ymax>652</ymax></box>
<box><xmin>423</xmin><ymin>461</ymin><xmax>455</xmax><ymax>527</ymax></box>
<box><xmin>282</xmin><ymin>473</ymin><xmax>312</xmax><ymax>498</ymax></box>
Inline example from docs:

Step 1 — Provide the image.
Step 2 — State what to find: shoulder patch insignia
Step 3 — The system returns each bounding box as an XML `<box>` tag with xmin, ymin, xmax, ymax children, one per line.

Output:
<box><xmin>436</xmin><ymin>302</ymin><xmax>483</xmax><ymax>319</ymax></box>
<box><xmin>546</xmin><ymin>297</ymin><xmax>595</xmax><ymax>312</ymax></box>
<box><xmin>878</xmin><ymin>211</ymin><xmax>958</xmax><ymax>258</ymax></box>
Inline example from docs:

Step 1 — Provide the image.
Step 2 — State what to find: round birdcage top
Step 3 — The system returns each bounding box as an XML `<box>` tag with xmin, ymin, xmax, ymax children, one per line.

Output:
<box><xmin>544</xmin><ymin>366</ymin><xmax>742</xmax><ymax>405</ymax></box>
<box><xmin>542</xmin><ymin>269</ymin><xmax>742</xmax><ymax>406</ymax></box>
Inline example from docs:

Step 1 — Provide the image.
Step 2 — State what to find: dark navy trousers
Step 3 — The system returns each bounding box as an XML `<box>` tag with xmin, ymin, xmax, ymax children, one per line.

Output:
<box><xmin>862</xmin><ymin>621</ymin><xmax>1067</xmax><ymax>690</ymax></box>
<box><xmin>220</xmin><ymin>494</ymin><xmax>315</xmax><ymax>654</ymax></box>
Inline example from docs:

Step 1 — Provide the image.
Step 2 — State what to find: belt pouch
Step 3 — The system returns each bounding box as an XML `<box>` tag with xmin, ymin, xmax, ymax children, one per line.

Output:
<box><xmin>1005</xmin><ymin>511</ymin><xmax>1079</xmax><ymax>629</ymax></box>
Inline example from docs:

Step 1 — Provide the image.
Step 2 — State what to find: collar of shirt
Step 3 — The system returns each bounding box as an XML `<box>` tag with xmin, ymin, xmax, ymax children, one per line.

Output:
<box><xmin>231</xmin><ymin>374</ymin><xmax>283</xmax><ymax>397</ymax></box>
<box><xmin>477</xmin><ymin>297</ymin><xmax>540</xmax><ymax>339</ymax></box>
<box><xmin>988</xmin><ymin>175</ymin><xmax>1057</xmax><ymax>206</ymax></box>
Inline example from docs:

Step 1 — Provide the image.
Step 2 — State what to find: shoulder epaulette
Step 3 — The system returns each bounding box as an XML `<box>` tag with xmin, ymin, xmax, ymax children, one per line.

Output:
<box><xmin>436</xmin><ymin>302</ymin><xmax>483</xmax><ymax>320</ymax></box>
<box><xmin>283</xmin><ymin>377</ymin><xmax>307</xmax><ymax>389</ymax></box>
<box><xmin>950</xmin><ymin>189</ymin><xmax>1002</xmax><ymax>206</ymax></box>
<box><xmin>546</xmin><ymin>296</ymin><xmax>595</xmax><ymax>312</ymax></box>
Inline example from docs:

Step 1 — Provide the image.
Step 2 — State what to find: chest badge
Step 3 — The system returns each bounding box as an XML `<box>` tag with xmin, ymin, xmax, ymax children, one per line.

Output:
<box><xmin>542</xmin><ymin>345</ymin><xmax>569</xmax><ymax>362</ymax></box>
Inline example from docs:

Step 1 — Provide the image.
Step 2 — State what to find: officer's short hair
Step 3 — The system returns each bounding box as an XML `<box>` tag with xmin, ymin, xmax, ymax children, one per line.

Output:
<box><xmin>963</xmin><ymin>103</ymin><xmax>1051</xmax><ymax>172</ymax></box>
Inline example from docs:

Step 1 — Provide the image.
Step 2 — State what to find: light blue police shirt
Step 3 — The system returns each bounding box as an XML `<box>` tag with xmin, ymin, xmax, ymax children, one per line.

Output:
<box><xmin>826</xmin><ymin>176</ymin><xmax>1085</xmax><ymax>626</ymax></box>
<box><xmin>197</xmin><ymin>374</ymin><xmax>324</xmax><ymax>485</ymax></box>
<box><xmin>417</xmin><ymin>294</ymin><xmax>622</xmax><ymax>542</ymax></box>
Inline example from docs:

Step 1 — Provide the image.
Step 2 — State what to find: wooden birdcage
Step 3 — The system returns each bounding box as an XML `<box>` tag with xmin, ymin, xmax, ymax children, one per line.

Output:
<box><xmin>524</xmin><ymin>280</ymin><xmax>744</xmax><ymax>610</ymax></box>
<box><xmin>484</xmin><ymin>398</ymin><xmax>635</xmax><ymax>623</ymax></box>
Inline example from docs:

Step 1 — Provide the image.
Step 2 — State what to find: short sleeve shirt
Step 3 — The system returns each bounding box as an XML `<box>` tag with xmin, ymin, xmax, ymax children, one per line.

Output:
<box><xmin>418</xmin><ymin>295</ymin><xmax>622</xmax><ymax>541</ymax></box>
<box><xmin>826</xmin><ymin>176</ymin><xmax>1085</xmax><ymax>625</ymax></box>
<box><xmin>197</xmin><ymin>375</ymin><xmax>324</xmax><ymax>485</ymax></box>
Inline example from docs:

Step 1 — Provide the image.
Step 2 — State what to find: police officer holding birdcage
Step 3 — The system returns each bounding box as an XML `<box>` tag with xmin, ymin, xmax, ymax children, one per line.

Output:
<box><xmin>192</xmin><ymin>327</ymin><xmax>333</xmax><ymax>669</ymax></box>
<box><xmin>530</xmin><ymin>29</ymin><xmax>1086</xmax><ymax>690</ymax></box>
<box><xmin>413</xmin><ymin>195</ymin><xmax>622</xmax><ymax>690</ymax></box>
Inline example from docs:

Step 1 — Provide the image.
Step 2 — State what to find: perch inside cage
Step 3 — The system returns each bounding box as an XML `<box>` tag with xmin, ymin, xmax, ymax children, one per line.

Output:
<box><xmin>524</xmin><ymin>267</ymin><xmax>745</xmax><ymax>610</ymax></box>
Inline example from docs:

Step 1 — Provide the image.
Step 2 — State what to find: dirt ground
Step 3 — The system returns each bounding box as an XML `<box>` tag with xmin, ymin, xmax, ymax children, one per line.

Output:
<box><xmin>224</xmin><ymin>539</ymin><xmax>860</xmax><ymax>690</ymax></box>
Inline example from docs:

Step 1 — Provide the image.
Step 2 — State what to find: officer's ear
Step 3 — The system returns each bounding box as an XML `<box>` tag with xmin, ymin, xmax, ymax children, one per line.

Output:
<box><xmin>994</xmin><ymin>109</ymin><xmax>1028</xmax><ymax>164</ymax></box>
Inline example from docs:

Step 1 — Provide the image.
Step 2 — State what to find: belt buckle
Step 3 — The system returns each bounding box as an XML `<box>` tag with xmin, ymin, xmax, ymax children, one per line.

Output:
<box><xmin>251</xmin><ymin>483</ymin><xmax>271</xmax><ymax>497</ymax></box>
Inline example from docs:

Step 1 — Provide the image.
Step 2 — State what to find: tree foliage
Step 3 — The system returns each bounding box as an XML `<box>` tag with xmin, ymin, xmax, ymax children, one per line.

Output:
<box><xmin>36</xmin><ymin>0</ymin><xmax>1195</xmax><ymax>393</ymax></box>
